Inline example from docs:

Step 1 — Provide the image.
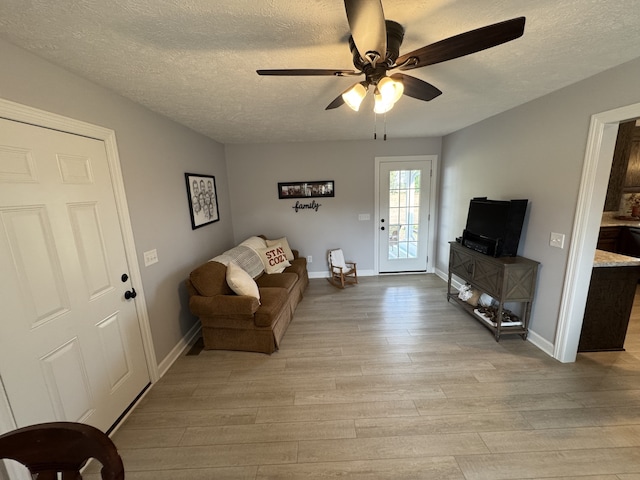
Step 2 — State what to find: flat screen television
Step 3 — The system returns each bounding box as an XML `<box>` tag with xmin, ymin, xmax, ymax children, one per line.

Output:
<box><xmin>461</xmin><ymin>197</ymin><xmax>528</xmax><ymax>257</ymax></box>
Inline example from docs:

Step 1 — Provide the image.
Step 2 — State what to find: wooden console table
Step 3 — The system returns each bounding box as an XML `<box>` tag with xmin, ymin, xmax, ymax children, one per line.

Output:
<box><xmin>447</xmin><ymin>241</ymin><xmax>539</xmax><ymax>341</ymax></box>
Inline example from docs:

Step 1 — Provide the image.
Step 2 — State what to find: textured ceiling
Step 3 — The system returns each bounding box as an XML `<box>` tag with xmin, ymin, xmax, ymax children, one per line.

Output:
<box><xmin>1</xmin><ymin>0</ymin><xmax>640</xmax><ymax>144</ymax></box>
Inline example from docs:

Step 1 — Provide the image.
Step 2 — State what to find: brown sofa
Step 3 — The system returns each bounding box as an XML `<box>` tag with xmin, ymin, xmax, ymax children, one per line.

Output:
<box><xmin>186</xmin><ymin>236</ymin><xmax>309</xmax><ymax>354</ymax></box>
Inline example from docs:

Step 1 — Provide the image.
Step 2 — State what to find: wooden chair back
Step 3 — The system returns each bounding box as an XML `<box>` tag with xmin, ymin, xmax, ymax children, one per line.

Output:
<box><xmin>0</xmin><ymin>421</ymin><xmax>124</xmax><ymax>479</ymax></box>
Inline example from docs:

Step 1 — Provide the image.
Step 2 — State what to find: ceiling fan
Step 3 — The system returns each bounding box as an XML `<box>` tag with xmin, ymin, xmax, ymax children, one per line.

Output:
<box><xmin>257</xmin><ymin>0</ymin><xmax>525</xmax><ymax>114</ymax></box>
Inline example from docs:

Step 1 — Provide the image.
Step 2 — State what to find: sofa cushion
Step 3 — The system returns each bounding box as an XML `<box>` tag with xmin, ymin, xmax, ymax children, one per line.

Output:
<box><xmin>254</xmin><ymin>287</ymin><xmax>289</xmax><ymax>327</ymax></box>
<box><xmin>266</xmin><ymin>237</ymin><xmax>294</xmax><ymax>261</ymax></box>
<box><xmin>257</xmin><ymin>244</ymin><xmax>291</xmax><ymax>274</ymax></box>
<box><xmin>284</xmin><ymin>258</ymin><xmax>307</xmax><ymax>278</ymax></box>
<box><xmin>255</xmin><ymin>272</ymin><xmax>298</xmax><ymax>293</ymax></box>
<box><xmin>226</xmin><ymin>262</ymin><xmax>260</xmax><ymax>302</ymax></box>
<box><xmin>190</xmin><ymin>261</ymin><xmax>233</xmax><ymax>297</ymax></box>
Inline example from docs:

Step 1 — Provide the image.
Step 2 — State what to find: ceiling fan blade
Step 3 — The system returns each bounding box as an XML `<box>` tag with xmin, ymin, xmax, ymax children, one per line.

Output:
<box><xmin>396</xmin><ymin>17</ymin><xmax>526</xmax><ymax>70</ymax></box>
<box><xmin>325</xmin><ymin>94</ymin><xmax>346</xmax><ymax>110</ymax></box>
<box><xmin>257</xmin><ymin>69</ymin><xmax>361</xmax><ymax>76</ymax></box>
<box><xmin>326</xmin><ymin>81</ymin><xmax>365</xmax><ymax>110</ymax></box>
<box><xmin>391</xmin><ymin>73</ymin><xmax>442</xmax><ymax>102</ymax></box>
<box><xmin>344</xmin><ymin>0</ymin><xmax>387</xmax><ymax>64</ymax></box>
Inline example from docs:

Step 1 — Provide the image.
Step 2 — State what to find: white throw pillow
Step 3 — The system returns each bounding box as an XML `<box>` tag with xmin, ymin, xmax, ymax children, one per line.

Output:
<box><xmin>266</xmin><ymin>237</ymin><xmax>294</xmax><ymax>261</ymax></box>
<box><xmin>257</xmin><ymin>244</ymin><xmax>291</xmax><ymax>274</ymax></box>
<box><xmin>226</xmin><ymin>262</ymin><xmax>260</xmax><ymax>302</ymax></box>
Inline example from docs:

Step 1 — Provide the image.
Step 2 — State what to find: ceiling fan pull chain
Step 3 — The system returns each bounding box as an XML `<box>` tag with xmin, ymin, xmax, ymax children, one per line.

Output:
<box><xmin>373</xmin><ymin>111</ymin><xmax>377</xmax><ymax>140</ymax></box>
<box><xmin>384</xmin><ymin>113</ymin><xmax>387</xmax><ymax>141</ymax></box>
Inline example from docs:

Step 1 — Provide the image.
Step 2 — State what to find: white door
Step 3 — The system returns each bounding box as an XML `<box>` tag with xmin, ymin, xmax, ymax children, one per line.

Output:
<box><xmin>0</xmin><ymin>118</ymin><xmax>150</xmax><ymax>432</ymax></box>
<box><xmin>378</xmin><ymin>157</ymin><xmax>433</xmax><ymax>273</ymax></box>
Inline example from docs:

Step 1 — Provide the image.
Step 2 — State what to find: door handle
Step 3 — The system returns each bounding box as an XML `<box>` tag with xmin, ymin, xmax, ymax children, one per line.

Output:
<box><xmin>124</xmin><ymin>288</ymin><xmax>137</xmax><ymax>300</ymax></box>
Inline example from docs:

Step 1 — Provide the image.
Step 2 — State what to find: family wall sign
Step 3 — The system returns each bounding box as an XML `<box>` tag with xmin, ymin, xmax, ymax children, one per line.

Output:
<box><xmin>277</xmin><ymin>180</ymin><xmax>333</xmax><ymax>213</ymax></box>
<box><xmin>292</xmin><ymin>200</ymin><xmax>322</xmax><ymax>212</ymax></box>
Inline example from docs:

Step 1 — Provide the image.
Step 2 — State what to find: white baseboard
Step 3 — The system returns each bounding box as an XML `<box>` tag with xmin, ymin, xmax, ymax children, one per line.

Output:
<box><xmin>434</xmin><ymin>267</ymin><xmax>448</xmax><ymax>282</ymax></box>
<box><xmin>526</xmin><ymin>329</ymin><xmax>555</xmax><ymax>357</ymax></box>
<box><xmin>156</xmin><ymin>322</ymin><xmax>202</xmax><ymax>378</ymax></box>
<box><xmin>308</xmin><ymin>269</ymin><xmax>376</xmax><ymax>279</ymax></box>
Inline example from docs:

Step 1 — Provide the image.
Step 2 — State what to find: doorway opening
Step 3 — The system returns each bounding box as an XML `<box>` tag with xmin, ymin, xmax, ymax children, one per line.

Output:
<box><xmin>375</xmin><ymin>155</ymin><xmax>438</xmax><ymax>274</ymax></box>
<box><xmin>555</xmin><ymin>102</ymin><xmax>640</xmax><ymax>362</ymax></box>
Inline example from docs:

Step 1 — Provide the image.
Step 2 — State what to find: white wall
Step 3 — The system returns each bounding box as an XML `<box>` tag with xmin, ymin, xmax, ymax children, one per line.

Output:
<box><xmin>438</xmin><ymin>56</ymin><xmax>640</xmax><ymax>346</ymax></box>
<box><xmin>225</xmin><ymin>138</ymin><xmax>441</xmax><ymax>274</ymax></box>
<box><xmin>0</xmin><ymin>39</ymin><xmax>234</xmax><ymax>365</ymax></box>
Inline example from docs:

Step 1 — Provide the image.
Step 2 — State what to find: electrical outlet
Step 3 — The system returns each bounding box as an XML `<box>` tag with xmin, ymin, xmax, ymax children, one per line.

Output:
<box><xmin>144</xmin><ymin>249</ymin><xmax>158</xmax><ymax>266</ymax></box>
<box><xmin>307</xmin><ymin>255</ymin><xmax>312</xmax><ymax>263</ymax></box>
<box><xmin>550</xmin><ymin>232</ymin><xmax>565</xmax><ymax>249</ymax></box>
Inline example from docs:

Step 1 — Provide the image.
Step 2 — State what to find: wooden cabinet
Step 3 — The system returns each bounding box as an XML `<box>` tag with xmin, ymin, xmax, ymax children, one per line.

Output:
<box><xmin>447</xmin><ymin>241</ymin><xmax>539</xmax><ymax>341</ymax></box>
<box><xmin>597</xmin><ymin>226</ymin><xmax>622</xmax><ymax>253</ymax></box>
<box><xmin>604</xmin><ymin>122</ymin><xmax>637</xmax><ymax>211</ymax></box>
<box><xmin>579</xmin><ymin>263</ymin><xmax>640</xmax><ymax>351</ymax></box>
<box><xmin>619</xmin><ymin>226</ymin><xmax>640</xmax><ymax>258</ymax></box>
<box><xmin>601</xmin><ymin>225</ymin><xmax>640</xmax><ymax>258</ymax></box>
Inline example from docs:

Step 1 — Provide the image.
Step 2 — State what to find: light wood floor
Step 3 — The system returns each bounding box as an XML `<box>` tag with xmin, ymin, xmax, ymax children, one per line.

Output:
<box><xmin>92</xmin><ymin>275</ymin><xmax>640</xmax><ymax>479</ymax></box>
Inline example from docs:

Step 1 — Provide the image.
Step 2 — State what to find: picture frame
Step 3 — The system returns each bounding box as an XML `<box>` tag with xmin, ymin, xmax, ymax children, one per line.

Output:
<box><xmin>185</xmin><ymin>173</ymin><xmax>219</xmax><ymax>229</ymax></box>
<box><xmin>278</xmin><ymin>180</ymin><xmax>335</xmax><ymax>199</ymax></box>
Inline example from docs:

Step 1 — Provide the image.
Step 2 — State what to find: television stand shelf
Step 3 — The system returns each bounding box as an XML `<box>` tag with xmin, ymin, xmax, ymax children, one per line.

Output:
<box><xmin>447</xmin><ymin>241</ymin><xmax>539</xmax><ymax>341</ymax></box>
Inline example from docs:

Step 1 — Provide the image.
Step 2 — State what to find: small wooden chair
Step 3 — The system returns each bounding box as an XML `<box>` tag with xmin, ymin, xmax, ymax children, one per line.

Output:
<box><xmin>328</xmin><ymin>248</ymin><xmax>358</xmax><ymax>288</ymax></box>
<box><xmin>0</xmin><ymin>421</ymin><xmax>124</xmax><ymax>480</ymax></box>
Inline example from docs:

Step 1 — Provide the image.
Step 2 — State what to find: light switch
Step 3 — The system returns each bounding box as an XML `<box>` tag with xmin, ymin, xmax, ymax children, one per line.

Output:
<box><xmin>358</xmin><ymin>213</ymin><xmax>371</xmax><ymax>221</ymax></box>
<box><xmin>550</xmin><ymin>232</ymin><xmax>565</xmax><ymax>249</ymax></box>
<box><xmin>144</xmin><ymin>249</ymin><xmax>158</xmax><ymax>266</ymax></box>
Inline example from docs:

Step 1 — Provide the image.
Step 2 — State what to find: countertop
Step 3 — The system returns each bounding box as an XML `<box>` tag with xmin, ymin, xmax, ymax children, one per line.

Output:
<box><xmin>601</xmin><ymin>211</ymin><xmax>640</xmax><ymax>228</ymax></box>
<box><xmin>594</xmin><ymin>249</ymin><xmax>640</xmax><ymax>267</ymax></box>
<box><xmin>597</xmin><ymin>212</ymin><xmax>640</xmax><ymax>266</ymax></box>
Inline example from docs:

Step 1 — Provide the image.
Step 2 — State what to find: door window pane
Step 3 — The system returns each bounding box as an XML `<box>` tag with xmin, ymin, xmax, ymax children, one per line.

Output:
<box><xmin>388</xmin><ymin>169</ymin><xmax>420</xmax><ymax>260</ymax></box>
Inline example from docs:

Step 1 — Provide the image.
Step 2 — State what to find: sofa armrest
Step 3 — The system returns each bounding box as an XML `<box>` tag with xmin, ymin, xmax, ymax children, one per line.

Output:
<box><xmin>189</xmin><ymin>294</ymin><xmax>260</xmax><ymax>317</ymax></box>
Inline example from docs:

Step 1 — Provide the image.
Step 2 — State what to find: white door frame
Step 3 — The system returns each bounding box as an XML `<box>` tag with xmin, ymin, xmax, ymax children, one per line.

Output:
<box><xmin>554</xmin><ymin>101</ymin><xmax>640</xmax><ymax>362</ymax></box>
<box><xmin>374</xmin><ymin>155</ymin><xmax>438</xmax><ymax>274</ymax></box>
<box><xmin>0</xmin><ymin>99</ymin><xmax>158</xmax><ymax>441</ymax></box>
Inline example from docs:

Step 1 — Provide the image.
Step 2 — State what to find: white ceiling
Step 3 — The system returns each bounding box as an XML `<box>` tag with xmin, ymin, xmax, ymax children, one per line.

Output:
<box><xmin>1</xmin><ymin>1</ymin><xmax>640</xmax><ymax>144</ymax></box>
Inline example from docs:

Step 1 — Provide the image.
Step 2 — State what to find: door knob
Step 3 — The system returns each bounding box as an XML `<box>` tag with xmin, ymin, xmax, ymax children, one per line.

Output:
<box><xmin>381</xmin><ymin>226</ymin><xmax>385</xmax><ymax>231</ymax></box>
<box><xmin>124</xmin><ymin>288</ymin><xmax>137</xmax><ymax>300</ymax></box>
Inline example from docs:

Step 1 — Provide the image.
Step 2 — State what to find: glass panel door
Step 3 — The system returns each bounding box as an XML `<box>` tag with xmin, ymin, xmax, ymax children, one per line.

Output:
<box><xmin>378</xmin><ymin>159</ymin><xmax>431</xmax><ymax>273</ymax></box>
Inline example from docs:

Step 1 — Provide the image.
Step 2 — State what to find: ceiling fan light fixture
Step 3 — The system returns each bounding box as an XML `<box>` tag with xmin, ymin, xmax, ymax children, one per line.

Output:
<box><xmin>374</xmin><ymin>90</ymin><xmax>394</xmax><ymax>114</ymax></box>
<box><xmin>342</xmin><ymin>82</ymin><xmax>368</xmax><ymax>111</ymax></box>
<box><xmin>378</xmin><ymin>76</ymin><xmax>404</xmax><ymax>104</ymax></box>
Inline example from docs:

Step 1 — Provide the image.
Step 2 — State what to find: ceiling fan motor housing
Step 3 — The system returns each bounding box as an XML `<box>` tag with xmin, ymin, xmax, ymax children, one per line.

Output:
<box><xmin>349</xmin><ymin>20</ymin><xmax>405</xmax><ymax>74</ymax></box>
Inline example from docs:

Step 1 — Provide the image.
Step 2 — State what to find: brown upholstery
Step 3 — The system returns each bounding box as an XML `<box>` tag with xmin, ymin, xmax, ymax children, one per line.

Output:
<box><xmin>255</xmin><ymin>272</ymin><xmax>298</xmax><ymax>292</ymax></box>
<box><xmin>186</xmin><ymin>237</ymin><xmax>309</xmax><ymax>354</ymax></box>
<box><xmin>189</xmin><ymin>260</ymin><xmax>234</xmax><ymax>296</ymax></box>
